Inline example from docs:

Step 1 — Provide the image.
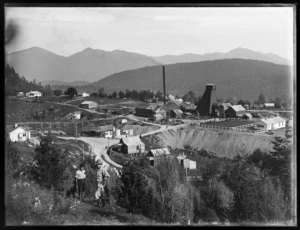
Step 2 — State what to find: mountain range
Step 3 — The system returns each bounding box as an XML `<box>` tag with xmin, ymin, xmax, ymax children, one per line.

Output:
<box><xmin>5</xmin><ymin>47</ymin><xmax>160</xmax><ymax>83</ymax></box>
<box><xmin>77</xmin><ymin>59</ymin><xmax>292</xmax><ymax>102</ymax></box>
<box><xmin>6</xmin><ymin>47</ymin><xmax>291</xmax><ymax>84</ymax></box>
<box><xmin>152</xmin><ymin>47</ymin><xmax>291</xmax><ymax>65</ymax></box>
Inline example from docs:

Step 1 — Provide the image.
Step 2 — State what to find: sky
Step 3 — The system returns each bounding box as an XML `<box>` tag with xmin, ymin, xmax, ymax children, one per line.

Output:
<box><xmin>5</xmin><ymin>7</ymin><xmax>294</xmax><ymax>59</ymax></box>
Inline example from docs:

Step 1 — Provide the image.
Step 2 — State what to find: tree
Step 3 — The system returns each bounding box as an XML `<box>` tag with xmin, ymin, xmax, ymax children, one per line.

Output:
<box><xmin>237</xmin><ymin>99</ymin><xmax>246</xmax><ymax>106</ymax></box>
<box><xmin>257</xmin><ymin>93</ymin><xmax>266</xmax><ymax>104</ymax></box>
<box><xmin>274</xmin><ymin>97</ymin><xmax>282</xmax><ymax>108</ymax></box>
<box><xmin>53</xmin><ymin>90</ymin><xmax>62</xmax><ymax>96</ymax></box>
<box><xmin>118</xmin><ymin>91</ymin><xmax>125</xmax><ymax>99</ymax></box>
<box><xmin>98</xmin><ymin>88</ymin><xmax>105</xmax><ymax>98</ymax></box>
<box><xmin>64</xmin><ymin>87</ymin><xmax>78</xmax><ymax>98</ymax></box>
<box><xmin>91</xmin><ymin>92</ymin><xmax>98</xmax><ymax>97</ymax></box>
<box><xmin>155</xmin><ymin>90</ymin><xmax>163</xmax><ymax>101</ymax></box>
<box><xmin>32</xmin><ymin>135</ymin><xmax>70</xmax><ymax>191</ymax></box>
<box><xmin>111</xmin><ymin>91</ymin><xmax>118</xmax><ymax>99</ymax></box>
<box><xmin>182</xmin><ymin>91</ymin><xmax>196</xmax><ymax>103</ymax></box>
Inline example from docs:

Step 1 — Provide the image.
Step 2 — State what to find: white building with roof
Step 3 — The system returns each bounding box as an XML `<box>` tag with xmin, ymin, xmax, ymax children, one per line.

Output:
<box><xmin>255</xmin><ymin>116</ymin><xmax>286</xmax><ymax>130</ymax></box>
<box><xmin>26</xmin><ymin>91</ymin><xmax>42</xmax><ymax>97</ymax></box>
<box><xmin>7</xmin><ymin>125</ymin><xmax>31</xmax><ymax>142</ymax></box>
<box><xmin>119</xmin><ymin>136</ymin><xmax>145</xmax><ymax>154</ymax></box>
<box><xmin>82</xmin><ymin>92</ymin><xmax>89</xmax><ymax>98</ymax></box>
<box><xmin>264</xmin><ymin>103</ymin><xmax>275</xmax><ymax>108</ymax></box>
<box><xmin>147</xmin><ymin>148</ymin><xmax>171</xmax><ymax>166</ymax></box>
<box><xmin>79</xmin><ymin>101</ymin><xmax>98</xmax><ymax>109</ymax></box>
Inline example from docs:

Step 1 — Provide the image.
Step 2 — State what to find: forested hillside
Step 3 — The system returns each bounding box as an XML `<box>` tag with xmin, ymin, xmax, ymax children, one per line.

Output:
<box><xmin>5</xmin><ymin>64</ymin><xmax>52</xmax><ymax>96</ymax></box>
<box><xmin>80</xmin><ymin>59</ymin><xmax>292</xmax><ymax>102</ymax></box>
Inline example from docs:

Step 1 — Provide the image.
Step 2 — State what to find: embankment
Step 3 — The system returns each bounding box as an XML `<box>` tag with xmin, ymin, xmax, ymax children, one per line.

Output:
<box><xmin>154</xmin><ymin>127</ymin><xmax>277</xmax><ymax>158</ymax></box>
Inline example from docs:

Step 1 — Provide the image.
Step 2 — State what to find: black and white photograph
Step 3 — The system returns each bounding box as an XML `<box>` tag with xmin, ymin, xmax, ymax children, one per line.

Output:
<box><xmin>4</xmin><ymin>5</ymin><xmax>296</xmax><ymax>226</ymax></box>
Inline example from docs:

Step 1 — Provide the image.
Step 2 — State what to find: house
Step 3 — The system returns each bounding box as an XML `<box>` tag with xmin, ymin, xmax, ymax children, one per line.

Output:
<box><xmin>80</xmin><ymin>101</ymin><xmax>98</xmax><ymax>110</ymax></box>
<box><xmin>72</xmin><ymin>111</ymin><xmax>82</xmax><ymax>120</ymax></box>
<box><xmin>135</xmin><ymin>104</ymin><xmax>161</xmax><ymax>118</ymax></box>
<box><xmin>170</xmin><ymin>109</ymin><xmax>183</xmax><ymax>118</ymax></box>
<box><xmin>17</xmin><ymin>92</ymin><xmax>24</xmax><ymax>97</ymax></box>
<box><xmin>255</xmin><ymin>116</ymin><xmax>286</xmax><ymax>130</ymax></box>
<box><xmin>264</xmin><ymin>103</ymin><xmax>275</xmax><ymax>108</ymax></box>
<box><xmin>82</xmin><ymin>92</ymin><xmax>89</xmax><ymax>98</ymax></box>
<box><xmin>121</xmin><ymin>119</ymin><xmax>127</xmax><ymax>124</ymax></box>
<box><xmin>152</xmin><ymin>113</ymin><xmax>165</xmax><ymax>122</ymax></box>
<box><xmin>177</xmin><ymin>153</ymin><xmax>197</xmax><ymax>169</ymax></box>
<box><xmin>147</xmin><ymin>148</ymin><xmax>171</xmax><ymax>166</ymax></box>
<box><xmin>184</xmin><ymin>103</ymin><xmax>198</xmax><ymax>114</ymax></box>
<box><xmin>119</xmin><ymin>136</ymin><xmax>145</xmax><ymax>154</ymax></box>
<box><xmin>215</xmin><ymin>103</ymin><xmax>232</xmax><ymax>117</ymax></box>
<box><xmin>7</xmin><ymin>125</ymin><xmax>31</xmax><ymax>142</ymax></box>
<box><xmin>122</xmin><ymin>129</ymin><xmax>134</xmax><ymax>136</ymax></box>
<box><xmin>81</xmin><ymin>124</ymin><xmax>114</xmax><ymax>138</ymax></box>
<box><xmin>26</xmin><ymin>91</ymin><xmax>42</xmax><ymax>98</ymax></box>
<box><xmin>225</xmin><ymin>105</ymin><xmax>246</xmax><ymax>117</ymax></box>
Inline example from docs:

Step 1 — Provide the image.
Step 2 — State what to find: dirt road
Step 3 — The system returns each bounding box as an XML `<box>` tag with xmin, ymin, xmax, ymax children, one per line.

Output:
<box><xmin>59</xmin><ymin>136</ymin><xmax>122</xmax><ymax>168</ymax></box>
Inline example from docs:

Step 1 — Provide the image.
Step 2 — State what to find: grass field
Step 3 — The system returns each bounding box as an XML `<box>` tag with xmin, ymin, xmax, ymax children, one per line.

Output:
<box><xmin>204</xmin><ymin>120</ymin><xmax>254</xmax><ymax>128</ymax></box>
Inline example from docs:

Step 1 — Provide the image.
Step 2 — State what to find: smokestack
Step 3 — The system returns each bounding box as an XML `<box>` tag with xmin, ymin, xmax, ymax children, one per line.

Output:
<box><xmin>162</xmin><ymin>65</ymin><xmax>166</xmax><ymax>105</ymax></box>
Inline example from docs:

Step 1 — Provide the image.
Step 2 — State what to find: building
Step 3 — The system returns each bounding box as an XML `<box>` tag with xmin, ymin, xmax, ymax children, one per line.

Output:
<box><xmin>177</xmin><ymin>153</ymin><xmax>197</xmax><ymax>169</ymax></box>
<box><xmin>135</xmin><ymin>104</ymin><xmax>161</xmax><ymax>118</ymax></box>
<box><xmin>147</xmin><ymin>148</ymin><xmax>171</xmax><ymax>166</ymax></box>
<box><xmin>218</xmin><ymin>103</ymin><xmax>232</xmax><ymax>117</ymax></box>
<box><xmin>255</xmin><ymin>116</ymin><xmax>286</xmax><ymax>130</ymax></box>
<box><xmin>26</xmin><ymin>91</ymin><xmax>42</xmax><ymax>97</ymax></box>
<box><xmin>184</xmin><ymin>103</ymin><xmax>198</xmax><ymax>114</ymax></box>
<box><xmin>121</xmin><ymin>119</ymin><xmax>128</xmax><ymax>124</ymax></box>
<box><xmin>264</xmin><ymin>103</ymin><xmax>275</xmax><ymax>108</ymax></box>
<box><xmin>170</xmin><ymin>109</ymin><xmax>183</xmax><ymax>118</ymax></box>
<box><xmin>225</xmin><ymin>105</ymin><xmax>246</xmax><ymax>117</ymax></box>
<box><xmin>81</xmin><ymin>124</ymin><xmax>114</xmax><ymax>138</ymax></box>
<box><xmin>119</xmin><ymin>136</ymin><xmax>145</xmax><ymax>154</ymax></box>
<box><xmin>82</xmin><ymin>92</ymin><xmax>89</xmax><ymax>98</ymax></box>
<box><xmin>72</xmin><ymin>111</ymin><xmax>82</xmax><ymax>120</ymax></box>
<box><xmin>80</xmin><ymin>101</ymin><xmax>98</xmax><ymax>110</ymax></box>
<box><xmin>7</xmin><ymin>125</ymin><xmax>31</xmax><ymax>142</ymax></box>
<box><xmin>17</xmin><ymin>92</ymin><xmax>24</xmax><ymax>97</ymax></box>
<box><xmin>152</xmin><ymin>113</ymin><xmax>165</xmax><ymax>121</ymax></box>
<box><xmin>196</xmin><ymin>84</ymin><xmax>217</xmax><ymax>116</ymax></box>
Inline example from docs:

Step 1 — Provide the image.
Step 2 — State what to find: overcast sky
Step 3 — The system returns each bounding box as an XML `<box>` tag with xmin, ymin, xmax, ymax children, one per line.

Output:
<box><xmin>5</xmin><ymin>7</ymin><xmax>294</xmax><ymax>59</ymax></box>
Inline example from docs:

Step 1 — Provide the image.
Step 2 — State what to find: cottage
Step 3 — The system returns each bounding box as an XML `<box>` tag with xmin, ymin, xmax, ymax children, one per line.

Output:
<box><xmin>152</xmin><ymin>113</ymin><xmax>165</xmax><ymax>121</ymax></box>
<box><xmin>225</xmin><ymin>105</ymin><xmax>246</xmax><ymax>117</ymax></box>
<box><xmin>81</xmin><ymin>124</ymin><xmax>114</xmax><ymax>138</ymax></box>
<box><xmin>264</xmin><ymin>103</ymin><xmax>275</xmax><ymax>108</ymax></box>
<box><xmin>255</xmin><ymin>116</ymin><xmax>286</xmax><ymax>130</ymax></box>
<box><xmin>7</xmin><ymin>125</ymin><xmax>31</xmax><ymax>142</ymax></box>
<box><xmin>170</xmin><ymin>109</ymin><xmax>183</xmax><ymax>118</ymax></box>
<box><xmin>80</xmin><ymin>101</ymin><xmax>98</xmax><ymax>110</ymax></box>
<box><xmin>119</xmin><ymin>136</ymin><xmax>145</xmax><ymax>154</ymax></box>
<box><xmin>17</xmin><ymin>92</ymin><xmax>24</xmax><ymax>97</ymax></box>
<box><xmin>82</xmin><ymin>92</ymin><xmax>89</xmax><ymax>98</ymax></box>
<box><xmin>26</xmin><ymin>91</ymin><xmax>42</xmax><ymax>98</ymax></box>
<box><xmin>147</xmin><ymin>148</ymin><xmax>171</xmax><ymax>166</ymax></box>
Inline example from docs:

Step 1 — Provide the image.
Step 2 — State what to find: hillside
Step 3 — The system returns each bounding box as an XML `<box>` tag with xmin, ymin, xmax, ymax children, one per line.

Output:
<box><xmin>5</xmin><ymin>64</ymin><xmax>52</xmax><ymax>96</ymax></box>
<box><xmin>155</xmin><ymin>128</ymin><xmax>276</xmax><ymax>159</ymax></box>
<box><xmin>152</xmin><ymin>47</ymin><xmax>291</xmax><ymax>65</ymax></box>
<box><xmin>41</xmin><ymin>80</ymin><xmax>90</xmax><ymax>86</ymax></box>
<box><xmin>82</xmin><ymin>59</ymin><xmax>292</xmax><ymax>101</ymax></box>
<box><xmin>6</xmin><ymin>47</ymin><xmax>160</xmax><ymax>82</ymax></box>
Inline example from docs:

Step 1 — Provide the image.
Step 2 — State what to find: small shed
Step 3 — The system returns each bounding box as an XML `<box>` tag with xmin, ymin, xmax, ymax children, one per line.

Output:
<box><xmin>80</xmin><ymin>101</ymin><xmax>98</xmax><ymax>110</ymax></box>
<box><xmin>147</xmin><ymin>148</ymin><xmax>171</xmax><ymax>166</ymax></box>
<box><xmin>119</xmin><ymin>136</ymin><xmax>145</xmax><ymax>154</ymax></box>
<box><xmin>81</xmin><ymin>124</ymin><xmax>114</xmax><ymax>137</ymax></box>
<box><xmin>7</xmin><ymin>125</ymin><xmax>31</xmax><ymax>142</ymax></box>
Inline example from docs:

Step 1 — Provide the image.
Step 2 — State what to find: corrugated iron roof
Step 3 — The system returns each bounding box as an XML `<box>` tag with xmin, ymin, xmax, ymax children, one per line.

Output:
<box><xmin>149</xmin><ymin>148</ymin><xmax>170</xmax><ymax>157</ymax></box>
<box><xmin>231</xmin><ymin>105</ymin><xmax>246</xmax><ymax>112</ymax></box>
<box><xmin>171</xmin><ymin>109</ymin><xmax>183</xmax><ymax>115</ymax></box>
<box><xmin>120</xmin><ymin>136</ymin><xmax>144</xmax><ymax>146</ymax></box>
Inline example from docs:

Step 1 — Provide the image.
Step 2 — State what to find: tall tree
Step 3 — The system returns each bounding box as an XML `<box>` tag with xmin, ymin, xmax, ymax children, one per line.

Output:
<box><xmin>257</xmin><ymin>93</ymin><xmax>266</xmax><ymax>104</ymax></box>
<box><xmin>64</xmin><ymin>87</ymin><xmax>78</xmax><ymax>98</ymax></box>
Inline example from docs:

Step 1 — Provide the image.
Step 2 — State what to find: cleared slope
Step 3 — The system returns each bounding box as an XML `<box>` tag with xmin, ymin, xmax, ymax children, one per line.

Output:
<box><xmin>155</xmin><ymin>128</ymin><xmax>277</xmax><ymax>158</ymax></box>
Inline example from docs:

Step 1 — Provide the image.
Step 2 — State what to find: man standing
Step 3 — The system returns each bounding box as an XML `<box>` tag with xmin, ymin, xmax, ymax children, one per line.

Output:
<box><xmin>75</xmin><ymin>164</ymin><xmax>87</xmax><ymax>203</ymax></box>
<box><xmin>95</xmin><ymin>160</ymin><xmax>110</xmax><ymax>207</ymax></box>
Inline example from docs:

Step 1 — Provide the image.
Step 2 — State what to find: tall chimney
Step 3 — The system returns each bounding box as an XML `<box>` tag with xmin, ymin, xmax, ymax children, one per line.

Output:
<box><xmin>162</xmin><ymin>65</ymin><xmax>166</xmax><ymax>105</ymax></box>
